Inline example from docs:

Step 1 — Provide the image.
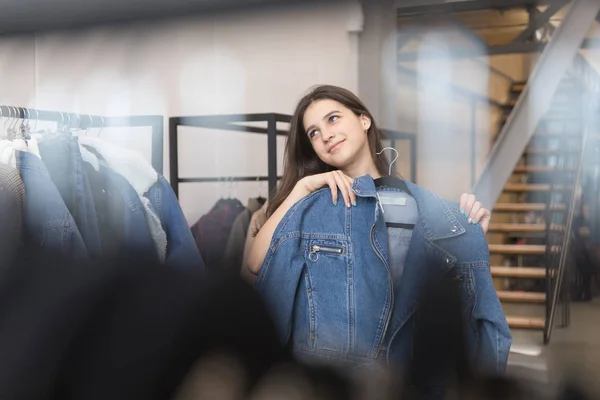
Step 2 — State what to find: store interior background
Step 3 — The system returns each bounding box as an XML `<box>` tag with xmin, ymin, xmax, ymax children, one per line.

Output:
<box><xmin>0</xmin><ymin>0</ymin><xmax>545</xmax><ymax>224</ymax></box>
<box><xmin>1</xmin><ymin>0</ymin><xmax>599</xmax><ymax>394</ymax></box>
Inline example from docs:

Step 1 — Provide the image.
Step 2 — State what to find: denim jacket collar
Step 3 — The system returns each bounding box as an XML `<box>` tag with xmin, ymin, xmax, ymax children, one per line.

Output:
<box><xmin>351</xmin><ymin>175</ymin><xmax>465</xmax><ymax>242</ymax></box>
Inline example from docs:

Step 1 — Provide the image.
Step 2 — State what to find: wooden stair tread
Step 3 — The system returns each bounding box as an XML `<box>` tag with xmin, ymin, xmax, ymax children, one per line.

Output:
<box><xmin>489</xmin><ymin>244</ymin><xmax>546</xmax><ymax>255</ymax></box>
<box><xmin>512</xmin><ymin>82</ymin><xmax>526</xmax><ymax>92</ymax></box>
<box><xmin>489</xmin><ymin>223</ymin><xmax>546</xmax><ymax>232</ymax></box>
<box><xmin>513</xmin><ymin>165</ymin><xmax>565</xmax><ymax>173</ymax></box>
<box><xmin>497</xmin><ymin>290</ymin><xmax>546</xmax><ymax>303</ymax></box>
<box><xmin>490</xmin><ymin>266</ymin><xmax>546</xmax><ymax>278</ymax></box>
<box><xmin>489</xmin><ymin>223</ymin><xmax>564</xmax><ymax>232</ymax></box>
<box><xmin>525</xmin><ymin>148</ymin><xmax>578</xmax><ymax>154</ymax></box>
<box><xmin>493</xmin><ymin>203</ymin><xmax>566</xmax><ymax>212</ymax></box>
<box><xmin>506</xmin><ymin>316</ymin><xmax>545</xmax><ymax>330</ymax></box>
<box><xmin>504</xmin><ymin>183</ymin><xmax>571</xmax><ymax>192</ymax></box>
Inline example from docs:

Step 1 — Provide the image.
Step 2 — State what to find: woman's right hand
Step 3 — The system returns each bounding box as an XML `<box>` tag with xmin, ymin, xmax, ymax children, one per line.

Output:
<box><xmin>296</xmin><ymin>170</ymin><xmax>357</xmax><ymax>208</ymax></box>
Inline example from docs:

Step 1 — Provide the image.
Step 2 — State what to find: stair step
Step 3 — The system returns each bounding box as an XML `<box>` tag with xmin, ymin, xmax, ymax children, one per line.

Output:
<box><xmin>506</xmin><ymin>316</ymin><xmax>545</xmax><ymax>330</ymax></box>
<box><xmin>489</xmin><ymin>223</ymin><xmax>565</xmax><ymax>233</ymax></box>
<box><xmin>511</xmin><ymin>82</ymin><xmax>526</xmax><ymax>92</ymax></box>
<box><xmin>490</xmin><ymin>266</ymin><xmax>546</xmax><ymax>278</ymax></box>
<box><xmin>497</xmin><ymin>290</ymin><xmax>546</xmax><ymax>303</ymax></box>
<box><xmin>489</xmin><ymin>244</ymin><xmax>546</xmax><ymax>255</ymax></box>
<box><xmin>493</xmin><ymin>203</ymin><xmax>566</xmax><ymax>212</ymax></box>
<box><xmin>513</xmin><ymin>165</ymin><xmax>560</xmax><ymax>173</ymax></box>
<box><xmin>504</xmin><ymin>183</ymin><xmax>571</xmax><ymax>192</ymax></box>
<box><xmin>489</xmin><ymin>223</ymin><xmax>546</xmax><ymax>232</ymax></box>
<box><xmin>525</xmin><ymin>148</ymin><xmax>579</xmax><ymax>155</ymax></box>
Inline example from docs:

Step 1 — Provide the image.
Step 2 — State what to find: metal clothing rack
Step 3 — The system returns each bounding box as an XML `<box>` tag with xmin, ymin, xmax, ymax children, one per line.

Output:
<box><xmin>0</xmin><ymin>106</ymin><xmax>164</xmax><ymax>174</ymax></box>
<box><xmin>169</xmin><ymin>113</ymin><xmax>417</xmax><ymax>199</ymax></box>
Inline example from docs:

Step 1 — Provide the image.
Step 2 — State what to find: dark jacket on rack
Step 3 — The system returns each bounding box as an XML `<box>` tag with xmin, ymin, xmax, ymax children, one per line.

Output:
<box><xmin>255</xmin><ymin>175</ymin><xmax>511</xmax><ymax>392</ymax></box>
<box><xmin>190</xmin><ymin>198</ymin><xmax>245</xmax><ymax>271</ymax></box>
<box><xmin>16</xmin><ymin>150</ymin><xmax>89</xmax><ymax>263</ymax></box>
<box><xmin>0</xmin><ymin>163</ymin><xmax>24</xmax><ymax>271</ymax></box>
<box><xmin>223</xmin><ymin>198</ymin><xmax>263</xmax><ymax>274</ymax></box>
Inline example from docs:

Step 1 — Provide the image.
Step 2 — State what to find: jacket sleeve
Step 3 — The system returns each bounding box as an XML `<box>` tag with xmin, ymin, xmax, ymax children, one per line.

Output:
<box><xmin>470</xmin><ymin>263</ymin><xmax>512</xmax><ymax>375</ymax></box>
<box><xmin>254</xmin><ymin>234</ymin><xmax>305</xmax><ymax>345</ymax></box>
<box><xmin>149</xmin><ymin>177</ymin><xmax>206</xmax><ymax>270</ymax></box>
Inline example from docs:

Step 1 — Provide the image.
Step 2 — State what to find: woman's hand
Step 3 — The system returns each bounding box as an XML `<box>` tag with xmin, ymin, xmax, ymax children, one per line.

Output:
<box><xmin>459</xmin><ymin>193</ymin><xmax>491</xmax><ymax>234</ymax></box>
<box><xmin>297</xmin><ymin>170</ymin><xmax>357</xmax><ymax>208</ymax></box>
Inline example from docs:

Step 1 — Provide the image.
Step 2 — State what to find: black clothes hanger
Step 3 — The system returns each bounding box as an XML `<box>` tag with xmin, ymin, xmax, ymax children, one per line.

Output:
<box><xmin>375</xmin><ymin>148</ymin><xmax>415</xmax><ymax>230</ymax></box>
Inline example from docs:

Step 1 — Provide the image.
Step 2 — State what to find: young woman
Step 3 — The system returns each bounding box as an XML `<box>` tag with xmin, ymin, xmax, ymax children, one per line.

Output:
<box><xmin>247</xmin><ymin>85</ymin><xmax>491</xmax><ymax>274</ymax></box>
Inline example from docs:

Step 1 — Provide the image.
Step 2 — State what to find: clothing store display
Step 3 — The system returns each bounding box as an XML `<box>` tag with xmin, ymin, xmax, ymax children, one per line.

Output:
<box><xmin>0</xmin><ymin>163</ymin><xmax>24</xmax><ymax>270</ymax></box>
<box><xmin>190</xmin><ymin>198</ymin><xmax>245</xmax><ymax>270</ymax></box>
<box><xmin>39</xmin><ymin>136</ymin><xmax>102</xmax><ymax>258</ymax></box>
<box><xmin>0</xmin><ymin>253</ymin><xmax>286</xmax><ymax>400</ymax></box>
<box><xmin>223</xmin><ymin>197</ymin><xmax>263</xmax><ymax>274</ymax></box>
<box><xmin>80</xmin><ymin>137</ymin><xmax>202</xmax><ymax>270</ymax></box>
<box><xmin>16</xmin><ymin>150</ymin><xmax>90</xmax><ymax>263</ymax></box>
<box><xmin>255</xmin><ymin>175</ymin><xmax>511</xmax><ymax>388</ymax></box>
<box><xmin>240</xmin><ymin>203</ymin><xmax>268</xmax><ymax>282</ymax></box>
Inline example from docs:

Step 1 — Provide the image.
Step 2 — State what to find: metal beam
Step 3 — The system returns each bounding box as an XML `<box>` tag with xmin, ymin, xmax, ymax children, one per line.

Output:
<box><xmin>396</xmin><ymin>36</ymin><xmax>600</xmax><ymax>60</ymax></box>
<box><xmin>511</xmin><ymin>1</ymin><xmax>566</xmax><ymax>43</ymax></box>
<box><xmin>397</xmin><ymin>0</ymin><xmax>552</xmax><ymax>16</ymax></box>
<box><xmin>472</xmin><ymin>0</ymin><xmax>600</xmax><ymax>208</ymax></box>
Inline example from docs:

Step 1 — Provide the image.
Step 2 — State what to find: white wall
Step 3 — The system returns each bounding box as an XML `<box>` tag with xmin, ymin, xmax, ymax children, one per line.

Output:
<box><xmin>0</xmin><ymin>3</ymin><xmax>362</xmax><ymax>224</ymax></box>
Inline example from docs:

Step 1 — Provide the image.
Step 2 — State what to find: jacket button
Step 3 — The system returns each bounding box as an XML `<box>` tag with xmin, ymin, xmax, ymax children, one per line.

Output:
<box><xmin>450</xmin><ymin>225</ymin><xmax>458</xmax><ymax>233</ymax></box>
<box><xmin>355</xmin><ymin>189</ymin><xmax>361</xmax><ymax>193</ymax></box>
<box><xmin>446</xmin><ymin>258</ymin><xmax>451</xmax><ymax>264</ymax></box>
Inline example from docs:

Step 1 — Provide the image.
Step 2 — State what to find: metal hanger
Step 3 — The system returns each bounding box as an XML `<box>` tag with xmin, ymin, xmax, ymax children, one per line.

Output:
<box><xmin>375</xmin><ymin>146</ymin><xmax>414</xmax><ymax>230</ymax></box>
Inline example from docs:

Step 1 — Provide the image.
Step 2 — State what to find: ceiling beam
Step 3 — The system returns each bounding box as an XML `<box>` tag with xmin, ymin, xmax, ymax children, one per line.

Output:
<box><xmin>397</xmin><ymin>36</ymin><xmax>600</xmax><ymax>60</ymax></box>
<box><xmin>397</xmin><ymin>0</ymin><xmax>552</xmax><ymax>17</ymax></box>
<box><xmin>511</xmin><ymin>1</ymin><xmax>567</xmax><ymax>43</ymax></box>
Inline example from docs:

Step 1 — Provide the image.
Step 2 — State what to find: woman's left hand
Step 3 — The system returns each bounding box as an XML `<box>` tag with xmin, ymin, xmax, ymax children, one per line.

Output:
<box><xmin>459</xmin><ymin>193</ymin><xmax>491</xmax><ymax>234</ymax></box>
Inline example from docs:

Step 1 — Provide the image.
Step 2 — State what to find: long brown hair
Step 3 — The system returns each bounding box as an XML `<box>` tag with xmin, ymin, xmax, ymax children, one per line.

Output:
<box><xmin>267</xmin><ymin>85</ymin><xmax>391</xmax><ymax>217</ymax></box>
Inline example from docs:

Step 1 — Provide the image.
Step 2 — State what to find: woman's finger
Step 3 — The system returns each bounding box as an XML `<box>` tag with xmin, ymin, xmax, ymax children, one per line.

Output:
<box><xmin>462</xmin><ymin>194</ymin><xmax>476</xmax><ymax>218</ymax></box>
<box><xmin>325</xmin><ymin>174</ymin><xmax>339</xmax><ymax>205</ymax></box>
<box><xmin>459</xmin><ymin>192</ymin><xmax>469</xmax><ymax>214</ymax></box>
<box><xmin>468</xmin><ymin>201</ymin><xmax>481</xmax><ymax>224</ymax></box>
<box><xmin>474</xmin><ymin>206</ymin><xmax>491</xmax><ymax>233</ymax></box>
<box><xmin>333</xmin><ymin>171</ymin><xmax>352</xmax><ymax>208</ymax></box>
<box><xmin>336</xmin><ymin>171</ymin><xmax>356</xmax><ymax>207</ymax></box>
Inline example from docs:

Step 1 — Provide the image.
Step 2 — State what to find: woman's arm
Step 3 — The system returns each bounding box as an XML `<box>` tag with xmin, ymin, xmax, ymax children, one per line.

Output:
<box><xmin>247</xmin><ymin>171</ymin><xmax>356</xmax><ymax>275</ymax></box>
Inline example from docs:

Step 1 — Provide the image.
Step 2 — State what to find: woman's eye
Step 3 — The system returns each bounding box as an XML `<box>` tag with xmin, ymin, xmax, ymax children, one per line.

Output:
<box><xmin>308</xmin><ymin>130</ymin><xmax>319</xmax><ymax>139</ymax></box>
<box><xmin>329</xmin><ymin>115</ymin><xmax>339</xmax><ymax>123</ymax></box>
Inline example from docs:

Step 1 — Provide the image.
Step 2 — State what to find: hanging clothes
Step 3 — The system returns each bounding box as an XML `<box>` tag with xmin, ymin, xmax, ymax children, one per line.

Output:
<box><xmin>223</xmin><ymin>197</ymin><xmax>263</xmax><ymax>274</ymax></box>
<box><xmin>79</xmin><ymin>136</ymin><xmax>204</xmax><ymax>270</ymax></box>
<box><xmin>0</xmin><ymin>163</ymin><xmax>24</xmax><ymax>271</ymax></box>
<box><xmin>241</xmin><ymin>202</ymin><xmax>268</xmax><ymax>282</ymax></box>
<box><xmin>190</xmin><ymin>197</ymin><xmax>245</xmax><ymax>271</ymax></box>
<box><xmin>15</xmin><ymin>150</ymin><xmax>89</xmax><ymax>263</ymax></box>
<box><xmin>38</xmin><ymin>136</ymin><xmax>102</xmax><ymax>258</ymax></box>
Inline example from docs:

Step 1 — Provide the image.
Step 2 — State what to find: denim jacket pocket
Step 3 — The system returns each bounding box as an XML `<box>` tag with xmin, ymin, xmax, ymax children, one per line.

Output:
<box><xmin>303</xmin><ymin>238</ymin><xmax>352</xmax><ymax>354</ymax></box>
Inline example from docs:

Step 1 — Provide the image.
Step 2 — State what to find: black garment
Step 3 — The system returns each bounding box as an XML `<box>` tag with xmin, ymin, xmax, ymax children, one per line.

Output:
<box><xmin>0</xmin><ymin>252</ymin><xmax>287</xmax><ymax>400</ymax></box>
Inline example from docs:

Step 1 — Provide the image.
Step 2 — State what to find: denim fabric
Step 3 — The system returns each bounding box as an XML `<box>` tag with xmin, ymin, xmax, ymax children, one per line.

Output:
<box><xmin>255</xmin><ymin>175</ymin><xmax>511</xmax><ymax>379</ymax></box>
<box><xmin>16</xmin><ymin>150</ymin><xmax>88</xmax><ymax>263</ymax></box>
<box><xmin>38</xmin><ymin>137</ymin><xmax>102</xmax><ymax>258</ymax></box>
<box><xmin>145</xmin><ymin>176</ymin><xmax>205</xmax><ymax>270</ymax></box>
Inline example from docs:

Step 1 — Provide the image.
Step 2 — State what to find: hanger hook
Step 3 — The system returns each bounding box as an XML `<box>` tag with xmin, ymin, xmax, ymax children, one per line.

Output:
<box><xmin>377</xmin><ymin>147</ymin><xmax>399</xmax><ymax>177</ymax></box>
<box><xmin>32</xmin><ymin>108</ymin><xmax>39</xmax><ymax>132</ymax></box>
<box><xmin>84</xmin><ymin>115</ymin><xmax>93</xmax><ymax>136</ymax></box>
<box><xmin>97</xmin><ymin>116</ymin><xmax>104</xmax><ymax>138</ymax></box>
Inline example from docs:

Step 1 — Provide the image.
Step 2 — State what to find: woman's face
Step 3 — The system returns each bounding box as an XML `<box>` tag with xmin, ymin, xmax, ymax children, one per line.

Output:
<box><xmin>302</xmin><ymin>99</ymin><xmax>371</xmax><ymax>172</ymax></box>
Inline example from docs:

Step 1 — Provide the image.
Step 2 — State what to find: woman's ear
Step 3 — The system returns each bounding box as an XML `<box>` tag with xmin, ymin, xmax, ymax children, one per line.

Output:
<box><xmin>361</xmin><ymin>115</ymin><xmax>372</xmax><ymax>132</ymax></box>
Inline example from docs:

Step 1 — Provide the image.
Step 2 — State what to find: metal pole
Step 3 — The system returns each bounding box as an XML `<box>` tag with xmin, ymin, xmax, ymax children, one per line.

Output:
<box><xmin>267</xmin><ymin>114</ymin><xmax>278</xmax><ymax>198</ymax></box>
<box><xmin>169</xmin><ymin>117</ymin><xmax>180</xmax><ymax>198</ymax></box>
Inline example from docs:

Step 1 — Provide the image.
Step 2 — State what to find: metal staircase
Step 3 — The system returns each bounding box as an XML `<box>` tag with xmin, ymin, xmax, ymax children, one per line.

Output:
<box><xmin>487</xmin><ymin>71</ymin><xmax>594</xmax><ymax>343</ymax></box>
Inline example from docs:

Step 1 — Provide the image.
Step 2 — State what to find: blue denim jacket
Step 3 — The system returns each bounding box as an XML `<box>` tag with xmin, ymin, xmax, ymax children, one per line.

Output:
<box><xmin>255</xmin><ymin>175</ymin><xmax>511</xmax><ymax>376</ymax></box>
<box><xmin>145</xmin><ymin>176</ymin><xmax>205</xmax><ymax>270</ymax></box>
<box><xmin>16</xmin><ymin>150</ymin><xmax>89</xmax><ymax>263</ymax></box>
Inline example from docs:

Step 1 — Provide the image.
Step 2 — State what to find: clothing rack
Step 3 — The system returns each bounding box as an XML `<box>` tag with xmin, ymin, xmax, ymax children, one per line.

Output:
<box><xmin>0</xmin><ymin>106</ymin><xmax>164</xmax><ymax>174</ymax></box>
<box><xmin>169</xmin><ymin>113</ymin><xmax>417</xmax><ymax>199</ymax></box>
